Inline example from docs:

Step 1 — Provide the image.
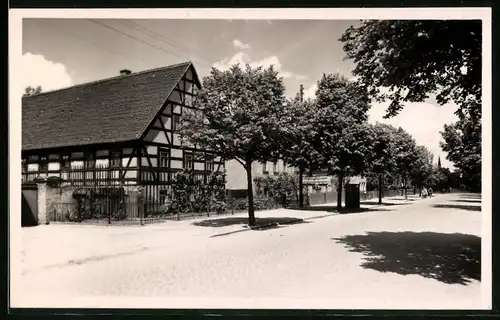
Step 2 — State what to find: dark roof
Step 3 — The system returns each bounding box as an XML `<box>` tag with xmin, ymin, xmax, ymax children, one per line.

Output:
<box><xmin>22</xmin><ymin>61</ymin><xmax>195</xmax><ymax>151</ymax></box>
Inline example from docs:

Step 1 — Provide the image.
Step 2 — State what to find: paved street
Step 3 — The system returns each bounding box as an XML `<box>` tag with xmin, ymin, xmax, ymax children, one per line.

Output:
<box><xmin>16</xmin><ymin>193</ymin><xmax>483</xmax><ymax>309</ymax></box>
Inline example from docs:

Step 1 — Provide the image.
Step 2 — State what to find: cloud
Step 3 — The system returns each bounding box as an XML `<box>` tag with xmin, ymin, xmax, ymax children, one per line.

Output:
<box><xmin>213</xmin><ymin>52</ymin><xmax>249</xmax><ymax>71</ymax></box>
<box><xmin>22</xmin><ymin>53</ymin><xmax>72</xmax><ymax>93</ymax></box>
<box><xmin>368</xmin><ymin>99</ymin><xmax>459</xmax><ymax>169</ymax></box>
<box><xmin>213</xmin><ymin>51</ymin><xmax>307</xmax><ymax>80</ymax></box>
<box><xmin>232</xmin><ymin>39</ymin><xmax>251</xmax><ymax>49</ymax></box>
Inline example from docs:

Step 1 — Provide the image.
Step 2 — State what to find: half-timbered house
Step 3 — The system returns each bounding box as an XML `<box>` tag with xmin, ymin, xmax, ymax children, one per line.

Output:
<box><xmin>22</xmin><ymin>62</ymin><xmax>225</xmax><ymax>213</ymax></box>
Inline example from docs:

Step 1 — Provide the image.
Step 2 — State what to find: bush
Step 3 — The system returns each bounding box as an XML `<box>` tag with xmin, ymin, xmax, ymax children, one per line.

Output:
<box><xmin>170</xmin><ymin>170</ymin><xmax>228</xmax><ymax>214</ymax></box>
<box><xmin>253</xmin><ymin>172</ymin><xmax>299</xmax><ymax>207</ymax></box>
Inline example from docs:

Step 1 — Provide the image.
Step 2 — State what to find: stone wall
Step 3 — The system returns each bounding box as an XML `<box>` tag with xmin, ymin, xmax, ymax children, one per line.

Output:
<box><xmin>45</xmin><ymin>184</ymin><xmax>79</xmax><ymax>222</ymax></box>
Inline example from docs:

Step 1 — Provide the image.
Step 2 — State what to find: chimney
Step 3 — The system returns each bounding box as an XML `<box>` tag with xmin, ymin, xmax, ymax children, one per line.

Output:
<box><xmin>120</xmin><ymin>69</ymin><xmax>132</xmax><ymax>76</ymax></box>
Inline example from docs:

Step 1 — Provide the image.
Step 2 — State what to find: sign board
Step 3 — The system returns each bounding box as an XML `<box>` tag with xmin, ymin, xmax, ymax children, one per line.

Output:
<box><xmin>348</xmin><ymin>176</ymin><xmax>366</xmax><ymax>185</ymax></box>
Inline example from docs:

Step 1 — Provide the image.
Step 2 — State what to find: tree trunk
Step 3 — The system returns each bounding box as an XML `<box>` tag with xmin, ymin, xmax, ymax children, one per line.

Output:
<box><xmin>337</xmin><ymin>172</ymin><xmax>344</xmax><ymax>210</ymax></box>
<box><xmin>246</xmin><ymin>162</ymin><xmax>256</xmax><ymax>226</ymax></box>
<box><xmin>298</xmin><ymin>163</ymin><xmax>304</xmax><ymax>208</ymax></box>
<box><xmin>404</xmin><ymin>178</ymin><xmax>408</xmax><ymax>200</ymax></box>
<box><xmin>378</xmin><ymin>173</ymin><xmax>383</xmax><ymax>205</ymax></box>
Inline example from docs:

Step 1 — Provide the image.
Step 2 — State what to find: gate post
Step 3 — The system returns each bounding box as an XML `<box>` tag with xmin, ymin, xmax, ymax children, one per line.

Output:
<box><xmin>34</xmin><ymin>177</ymin><xmax>49</xmax><ymax>225</ymax></box>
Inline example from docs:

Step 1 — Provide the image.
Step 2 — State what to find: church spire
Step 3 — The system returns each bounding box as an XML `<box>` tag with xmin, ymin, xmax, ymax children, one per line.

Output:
<box><xmin>438</xmin><ymin>156</ymin><xmax>442</xmax><ymax>169</ymax></box>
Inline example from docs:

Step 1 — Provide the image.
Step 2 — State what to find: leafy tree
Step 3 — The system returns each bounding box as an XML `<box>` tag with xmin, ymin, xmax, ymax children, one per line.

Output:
<box><xmin>314</xmin><ymin>74</ymin><xmax>374</xmax><ymax>209</ymax></box>
<box><xmin>340</xmin><ymin>20</ymin><xmax>481</xmax><ymax>118</ymax></box>
<box><xmin>178</xmin><ymin>64</ymin><xmax>286</xmax><ymax>226</ymax></box>
<box><xmin>367</xmin><ymin>122</ymin><xmax>398</xmax><ymax>204</ymax></box>
<box><xmin>410</xmin><ymin>145</ymin><xmax>434</xmax><ymax>196</ymax></box>
<box><xmin>316</xmin><ymin>111</ymin><xmax>375</xmax><ymax>208</ymax></box>
<box><xmin>393</xmin><ymin>127</ymin><xmax>418</xmax><ymax>199</ymax></box>
<box><xmin>440</xmin><ymin>111</ymin><xmax>481</xmax><ymax>192</ymax></box>
<box><xmin>279</xmin><ymin>96</ymin><xmax>322</xmax><ymax>207</ymax></box>
<box><xmin>23</xmin><ymin>86</ymin><xmax>42</xmax><ymax>97</ymax></box>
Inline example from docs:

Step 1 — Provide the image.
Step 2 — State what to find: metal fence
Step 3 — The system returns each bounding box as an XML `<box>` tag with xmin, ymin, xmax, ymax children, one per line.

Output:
<box><xmin>44</xmin><ymin>165</ymin><xmax>417</xmax><ymax>225</ymax></box>
<box><xmin>47</xmin><ymin>184</ymin><xmax>300</xmax><ymax>225</ymax></box>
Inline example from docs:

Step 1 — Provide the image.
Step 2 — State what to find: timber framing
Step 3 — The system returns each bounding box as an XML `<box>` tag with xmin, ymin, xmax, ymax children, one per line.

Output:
<box><xmin>22</xmin><ymin>62</ymin><xmax>225</xmax><ymax>189</ymax></box>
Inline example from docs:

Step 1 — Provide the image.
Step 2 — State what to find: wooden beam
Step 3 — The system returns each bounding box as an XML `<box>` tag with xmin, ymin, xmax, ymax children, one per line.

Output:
<box><xmin>157</xmin><ymin>114</ymin><xmax>172</xmax><ymax>144</ymax></box>
<box><xmin>121</xmin><ymin>146</ymin><xmax>137</xmax><ymax>180</ymax></box>
<box><xmin>142</xmin><ymin>145</ymin><xmax>159</xmax><ymax>181</ymax></box>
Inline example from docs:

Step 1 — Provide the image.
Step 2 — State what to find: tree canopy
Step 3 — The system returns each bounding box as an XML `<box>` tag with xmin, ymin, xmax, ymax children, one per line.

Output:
<box><xmin>278</xmin><ymin>96</ymin><xmax>322</xmax><ymax>207</ymax></box>
<box><xmin>279</xmin><ymin>96</ymin><xmax>322</xmax><ymax>171</ymax></box>
<box><xmin>315</xmin><ymin>73</ymin><xmax>371</xmax><ymax>122</ymax></box>
<box><xmin>366</xmin><ymin>122</ymin><xmax>399</xmax><ymax>203</ymax></box>
<box><xmin>340</xmin><ymin>20</ymin><xmax>481</xmax><ymax>118</ymax></box>
<box><xmin>178</xmin><ymin>64</ymin><xmax>287</xmax><ymax>225</ymax></box>
<box><xmin>392</xmin><ymin>127</ymin><xmax>418</xmax><ymax>197</ymax></box>
<box><xmin>410</xmin><ymin>145</ymin><xmax>434</xmax><ymax>192</ymax></box>
<box><xmin>440</xmin><ymin>111</ymin><xmax>481</xmax><ymax>192</ymax></box>
<box><xmin>368</xmin><ymin>122</ymin><xmax>398</xmax><ymax>175</ymax></box>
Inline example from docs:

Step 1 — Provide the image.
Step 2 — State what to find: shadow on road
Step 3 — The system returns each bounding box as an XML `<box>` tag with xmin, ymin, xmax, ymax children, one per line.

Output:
<box><xmin>432</xmin><ymin>204</ymin><xmax>481</xmax><ymax>212</ymax></box>
<box><xmin>287</xmin><ymin>206</ymin><xmax>393</xmax><ymax>214</ymax></box>
<box><xmin>454</xmin><ymin>199</ymin><xmax>482</xmax><ymax>204</ymax></box>
<box><xmin>193</xmin><ymin>216</ymin><xmax>309</xmax><ymax>228</ymax></box>
<box><xmin>333</xmin><ymin>231</ymin><xmax>481</xmax><ymax>285</ymax></box>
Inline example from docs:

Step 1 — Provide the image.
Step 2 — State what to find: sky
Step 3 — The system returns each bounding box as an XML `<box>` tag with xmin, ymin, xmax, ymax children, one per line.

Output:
<box><xmin>22</xmin><ymin>18</ymin><xmax>458</xmax><ymax>169</ymax></box>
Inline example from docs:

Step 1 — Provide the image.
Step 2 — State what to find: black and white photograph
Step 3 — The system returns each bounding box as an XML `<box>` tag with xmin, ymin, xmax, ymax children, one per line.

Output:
<box><xmin>9</xmin><ymin>8</ymin><xmax>491</xmax><ymax>310</ymax></box>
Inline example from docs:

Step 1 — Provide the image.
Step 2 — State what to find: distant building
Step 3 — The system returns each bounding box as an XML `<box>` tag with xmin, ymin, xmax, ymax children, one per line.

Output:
<box><xmin>225</xmin><ymin>159</ymin><xmax>296</xmax><ymax>195</ymax></box>
<box><xmin>346</xmin><ymin>176</ymin><xmax>367</xmax><ymax>193</ymax></box>
<box><xmin>302</xmin><ymin>167</ymin><xmax>367</xmax><ymax>194</ymax></box>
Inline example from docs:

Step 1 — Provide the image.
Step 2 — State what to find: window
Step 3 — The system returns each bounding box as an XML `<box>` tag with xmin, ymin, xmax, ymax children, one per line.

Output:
<box><xmin>206</xmin><ymin>154</ymin><xmax>214</xmax><ymax>172</ymax></box>
<box><xmin>184</xmin><ymin>152</ymin><xmax>193</xmax><ymax>170</ymax></box>
<box><xmin>159</xmin><ymin>188</ymin><xmax>170</xmax><ymax>204</ymax></box>
<box><xmin>48</xmin><ymin>162</ymin><xmax>60</xmax><ymax>171</ymax></box>
<box><xmin>39</xmin><ymin>156</ymin><xmax>48</xmax><ymax>172</ymax></box>
<box><xmin>61</xmin><ymin>155</ymin><xmax>70</xmax><ymax>170</ymax></box>
<box><xmin>85</xmin><ymin>152</ymin><xmax>95</xmax><ymax>169</ymax></box>
<box><xmin>273</xmin><ymin>161</ymin><xmax>277</xmax><ymax>173</ymax></box>
<box><xmin>96</xmin><ymin>159</ymin><xmax>109</xmax><ymax>168</ymax></box>
<box><xmin>111</xmin><ymin>151</ymin><xmax>120</xmax><ymax>168</ymax></box>
<box><xmin>70</xmin><ymin>161</ymin><xmax>84</xmax><ymax>169</ymax></box>
<box><xmin>172</xmin><ymin>114</ymin><xmax>181</xmax><ymax>131</ymax></box>
<box><xmin>159</xmin><ymin>149</ymin><xmax>170</xmax><ymax>168</ymax></box>
<box><xmin>262</xmin><ymin>162</ymin><xmax>268</xmax><ymax>173</ymax></box>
